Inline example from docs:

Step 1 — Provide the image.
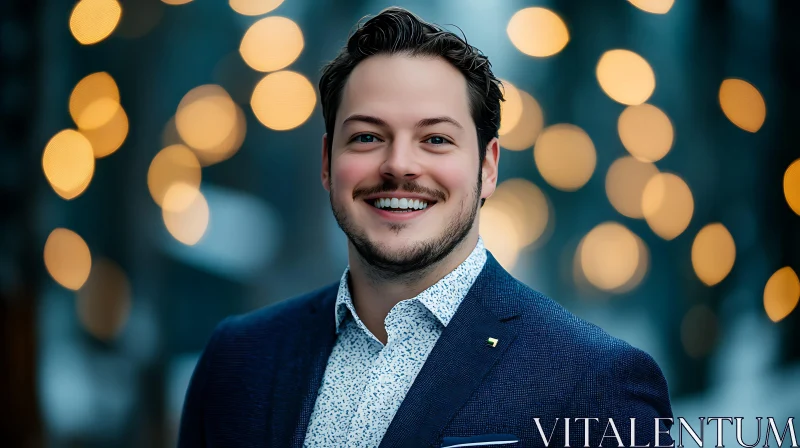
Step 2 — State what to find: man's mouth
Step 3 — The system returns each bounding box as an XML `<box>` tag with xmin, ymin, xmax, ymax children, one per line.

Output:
<box><xmin>367</xmin><ymin>197</ymin><xmax>434</xmax><ymax>213</ymax></box>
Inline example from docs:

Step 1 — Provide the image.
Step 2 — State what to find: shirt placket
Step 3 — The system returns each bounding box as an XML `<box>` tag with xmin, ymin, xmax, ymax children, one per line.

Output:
<box><xmin>344</xmin><ymin>301</ymin><xmax>415</xmax><ymax>448</ymax></box>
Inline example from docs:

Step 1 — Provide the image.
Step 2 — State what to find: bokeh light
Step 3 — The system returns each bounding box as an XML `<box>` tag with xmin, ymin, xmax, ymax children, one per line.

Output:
<box><xmin>147</xmin><ymin>145</ymin><xmax>202</xmax><ymax>211</ymax></box>
<box><xmin>500</xmin><ymin>90</ymin><xmax>544</xmax><ymax>151</ymax></box>
<box><xmin>44</xmin><ymin>228</ymin><xmax>92</xmax><ymax>291</ymax></box>
<box><xmin>163</xmin><ymin>185</ymin><xmax>210</xmax><ymax>245</ymax></box>
<box><xmin>251</xmin><ymin>71</ymin><xmax>316</xmax><ymax>131</ymax></box>
<box><xmin>176</xmin><ymin>85</ymin><xmax>237</xmax><ymax>151</ymax></box>
<box><xmin>240</xmin><ymin>16</ymin><xmax>304</xmax><ymax>72</ymax></box>
<box><xmin>487</xmin><ymin>178</ymin><xmax>551</xmax><ymax>248</ymax></box>
<box><xmin>606</xmin><ymin>156</ymin><xmax>659</xmax><ymax>219</ymax></box>
<box><xmin>719</xmin><ymin>78</ymin><xmax>766</xmax><ymax>133</ymax></box>
<box><xmin>69</xmin><ymin>72</ymin><xmax>120</xmax><ymax>130</ymax></box>
<box><xmin>498</xmin><ymin>79</ymin><xmax>524</xmax><ymax>136</ymax></box>
<box><xmin>69</xmin><ymin>0</ymin><xmax>122</xmax><ymax>45</ymax></box>
<box><xmin>783</xmin><ymin>159</ymin><xmax>800</xmax><ymax>216</ymax></box>
<box><xmin>596</xmin><ymin>49</ymin><xmax>655</xmax><ymax>105</ymax></box>
<box><xmin>230</xmin><ymin>0</ymin><xmax>284</xmax><ymax>16</ymax></box>
<box><xmin>763</xmin><ymin>267</ymin><xmax>800</xmax><ymax>323</ymax></box>
<box><xmin>507</xmin><ymin>7</ymin><xmax>569</xmax><ymax>58</ymax></box>
<box><xmin>627</xmin><ymin>0</ymin><xmax>675</xmax><ymax>14</ymax></box>
<box><xmin>579</xmin><ymin>222</ymin><xmax>641</xmax><ymax>291</ymax></box>
<box><xmin>42</xmin><ymin>130</ymin><xmax>95</xmax><ymax>199</ymax></box>
<box><xmin>681</xmin><ymin>304</ymin><xmax>718</xmax><ymax>358</ymax></box>
<box><xmin>618</xmin><ymin>103</ymin><xmax>674</xmax><ymax>162</ymax></box>
<box><xmin>691</xmin><ymin>223</ymin><xmax>736</xmax><ymax>286</ymax></box>
<box><xmin>161</xmin><ymin>0</ymin><xmax>193</xmax><ymax>5</ymax></box>
<box><xmin>534</xmin><ymin>124</ymin><xmax>596</xmax><ymax>191</ymax></box>
<box><xmin>642</xmin><ymin>172</ymin><xmax>694</xmax><ymax>240</ymax></box>
<box><xmin>76</xmin><ymin>258</ymin><xmax>131</xmax><ymax>341</ymax></box>
<box><xmin>79</xmin><ymin>105</ymin><xmax>129</xmax><ymax>158</ymax></box>
<box><xmin>479</xmin><ymin>204</ymin><xmax>521</xmax><ymax>270</ymax></box>
<box><xmin>195</xmin><ymin>104</ymin><xmax>247</xmax><ymax>166</ymax></box>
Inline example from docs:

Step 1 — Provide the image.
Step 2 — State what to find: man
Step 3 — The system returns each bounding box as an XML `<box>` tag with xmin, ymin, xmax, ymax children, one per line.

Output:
<box><xmin>179</xmin><ymin>7</ymin><xmax>674</xmax><ymax>448</ymax></box>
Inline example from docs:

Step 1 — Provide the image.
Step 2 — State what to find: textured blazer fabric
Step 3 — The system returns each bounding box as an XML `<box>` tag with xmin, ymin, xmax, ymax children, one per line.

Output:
<box><xmin>178</xmin><ymin>252</ymin><xmax>674</xmax><ymax>447</ymax></box>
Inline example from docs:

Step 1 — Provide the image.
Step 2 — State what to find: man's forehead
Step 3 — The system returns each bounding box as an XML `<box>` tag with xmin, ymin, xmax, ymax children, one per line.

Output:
<box><xmin>337</xmin><ymin>54</ymin><xmax>472</xmax><ymax>126</ymax></box>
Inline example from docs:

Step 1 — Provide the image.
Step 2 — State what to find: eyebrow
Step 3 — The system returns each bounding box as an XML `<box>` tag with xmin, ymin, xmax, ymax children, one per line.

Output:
<box><xmin>342</xmin><ymin>114</ymin><xmax>464</xmax><ymax>130</ymax></box>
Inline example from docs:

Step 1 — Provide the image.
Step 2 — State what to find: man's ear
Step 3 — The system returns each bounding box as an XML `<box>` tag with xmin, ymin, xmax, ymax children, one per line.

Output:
<box><xmin>480</xmin><ymin>137</ymin><xmax>500</xmax><ymax>201</ymax></box>
<box><xmin>321</xmin><ymin>133</ymin><xmax>330</xmax><ymax>192</ymax></box>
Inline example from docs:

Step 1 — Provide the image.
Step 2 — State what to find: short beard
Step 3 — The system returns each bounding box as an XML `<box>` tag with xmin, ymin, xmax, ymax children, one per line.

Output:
<box><xmin>330</xmin><ymin>171</ymin><xmax>482</xmax><ymax>281</ymax></box>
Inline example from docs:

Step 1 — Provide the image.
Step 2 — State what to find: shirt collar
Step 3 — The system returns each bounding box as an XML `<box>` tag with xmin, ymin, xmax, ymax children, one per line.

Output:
<box><xmin>334</xmin><ymin>237</ymin><xmax>487</xmax><ymax>333</ymax></box>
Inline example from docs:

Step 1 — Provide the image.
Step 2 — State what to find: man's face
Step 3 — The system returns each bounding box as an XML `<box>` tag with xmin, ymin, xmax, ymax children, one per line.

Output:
<box><xmin>322</xmin><ymin>54</ymin><xmax>497</xmax><ymax>275</ymax></box>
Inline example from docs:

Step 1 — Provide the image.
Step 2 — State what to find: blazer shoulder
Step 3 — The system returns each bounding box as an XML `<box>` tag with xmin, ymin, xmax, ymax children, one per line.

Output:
<box><xmin>508</xmin><ymin>277</ymin><xmax>655</xmax><ymax>364</ymax></box>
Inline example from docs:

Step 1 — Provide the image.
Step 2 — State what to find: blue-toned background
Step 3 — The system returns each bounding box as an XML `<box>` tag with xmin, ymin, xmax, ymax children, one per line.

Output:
<box><xmin>1</xmin><ymin>0</ymin><xmax>798</xmax><ymax>446</ymax></box>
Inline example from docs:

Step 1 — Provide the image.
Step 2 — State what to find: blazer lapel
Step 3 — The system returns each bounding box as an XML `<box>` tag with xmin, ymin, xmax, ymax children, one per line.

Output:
<box><xmin>379</xmin><ymin>254</ymin><xmax>522</xmax><ymax>448</ymax></box>
<box><xmin>268</xmin><ymin>287</ymin><xmax>339</xmax><ymax>448</ymax></box>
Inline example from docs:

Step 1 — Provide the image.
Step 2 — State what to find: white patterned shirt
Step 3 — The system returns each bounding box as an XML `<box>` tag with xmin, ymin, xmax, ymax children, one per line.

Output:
<box><xmin>302</xmin><ymin>238</ymin><xmax>488</xmax><ymax>448</ymax></box>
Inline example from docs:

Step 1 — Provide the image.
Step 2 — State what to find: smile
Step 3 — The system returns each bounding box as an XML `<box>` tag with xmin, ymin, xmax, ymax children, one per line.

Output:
<box><xmin>371</xmin><ymin>197</ymin><xmax>429</xmax><ymax>212</ymax></box>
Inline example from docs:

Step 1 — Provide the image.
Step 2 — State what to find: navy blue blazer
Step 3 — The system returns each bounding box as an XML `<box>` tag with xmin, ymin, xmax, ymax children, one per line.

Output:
<box><xmin>179</xmin><ymin>253</ymin><xmax>674</xmax><ymax>447</ymax></box>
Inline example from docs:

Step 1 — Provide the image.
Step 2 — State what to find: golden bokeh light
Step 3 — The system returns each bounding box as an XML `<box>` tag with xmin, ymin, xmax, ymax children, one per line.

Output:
<box><xmin>618</xmin><ymin>103</ymin><xmax>673</xmax><ymax>162</ymax></box>
<box><xmin>681</xmin><ymin>304</ymin><xmax>718</xmax><ymax>358</ymax></box>
<box><xmin>764</xmin><ymin>267</ymin><xmax>800</xmax><ymax>322</ymax></box>
<box><xmin>534</xmin><ymin>124</ymin><xmax>596</xmax><ymax>191</ymax></box>
<box><xmin>161</xmin><ymin>0</ymin><xmax>193</xmax><ymax>5</ymax></box>
<box><xmin>42</xmin><ymin>130</ymin><xmax>95</xmax><ymax>199</ymax></box>
<box><xmin>627</xmin><ymin>0</ymin><xmax>675</xmax><ymax>14</ymax></box>
<box><xmin>163</xmin><ymin>185</ymin><xmax>210</xmax><ymax>245</ymax></box>
<box><xmin>596</xmin><ymin>49</ymin><xmax>655</xmax><ymax>105</ymax></box>
<box><xmin>77</xmin><ymin>97</ymin><xmax>122</xmax><ymax>130</ymax></box>
<box><xmin>69</xmin><ymin>72</ymin><xmax>120</xmax><ymax>130</ymax></box>
<box><xmin>691</xmin><ymin>223</ymin><xmax>736</xmax><ymax>286</ymax></box>
<box><xmin>487</xmin><ymin>179</ymin><xmax>550</xmax><ymax>248</ymax></box>
<box><xmin>579</xmin><ymin>222</ymin><xmax>641</xmax><ymax>291</ymax></box>
<box><xmin>147</xmin><ymin>145</ymin><xmax>202</xmax><ymax>211</ymax></box>
<box><xmin>195</xmin><ymin>104</ymin><xmax>247</xmax><ymax>166</ymax></box>
<box><xmin>176</xmin><ymin>85</ymin><xmax>238</xmax><ymax>151</ymax></box>
<box><xmin>498</xmin><ymin>79</ymin><xmax>524</xmax><ymax>136</ymax></box>
<box><xmin>500</xmin><ymin>90</ymin><xmax>544</xmax><ymax>151</ymax></box>
<box><xmin>507</xmin><ymin>7</ymin><xmax>569</xmax><ymax>57</ymax></box>
<box><xmin>76</xmin><ymin>258</ymin><xmax>131</xmax><ymax>341</ymax></box>
<box><xmin>784</xmin><ymin>159</ymin><xmax>800</xmax><ymax>216</ymax></box>
<box><xmin>161</xmin><ymin>116</ymin><xmax>182</xmax><ymax>147</ymax></box>
<box><xmin>69</xmin><ymin>0</ymin><xmax>122</xmax><ymax>45</ymax></box>
<box><xmin>605</xmin><ymin>156</ymin><xmax>659</xmax><ymax>219</ymax></box>
<box><xmin>240</xmin><ymin>16</ymin><xmax>304</xmax><ymax>72</ymax></box>
<box><xmin>44</xmin><ymin>228</ymin><xmax>92</xmax><ymax>291</ymax></box>
<box><xmin>230</xmin><ymin>0</ymin><xmax>284</xmax><ymax>16</ymax></box>
<box><xmin>251</xmin><ymin>71</ymin><xmax>316</xmax><ymax>131</ymax></box>
<box><xmin>480</xmin><ymin>204</ymin><xmax>521</xmax><ymax>270</ymax></box>
<box><xmin>79</xmin><ymin>105</ymin><xmax>129</xmax><ymax>158</ymax></box>
<box><xmin>642</xmin><ymin>172</ymin><xmax>694</xmax><ymax>240</ymax></box>
<box><xmin>719</xmin><ymin>78</ymin><xmax>766</xmax><ymax>133</ymax></box>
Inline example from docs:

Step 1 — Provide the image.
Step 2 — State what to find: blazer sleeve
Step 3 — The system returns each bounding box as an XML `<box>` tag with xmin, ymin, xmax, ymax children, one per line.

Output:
<box><xmin>597</xmin><ymin>345</ymin><xmax>675</xmax><ymax>447</ymax></box>
<box><xmin>177</xmin><ymin>318</ymin><xmax>230</xmax><ymax>448</ymax></box>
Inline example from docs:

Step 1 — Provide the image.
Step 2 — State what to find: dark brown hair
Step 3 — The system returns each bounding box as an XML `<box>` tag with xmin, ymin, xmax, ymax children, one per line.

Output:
<box><xmin>319</xmin><ymin>6</ymin><xmax>504</xmax><ymax>174</ymax></box>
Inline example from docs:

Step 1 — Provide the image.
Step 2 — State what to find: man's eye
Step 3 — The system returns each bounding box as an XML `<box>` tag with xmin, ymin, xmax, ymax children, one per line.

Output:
<box><xmin>425</xmin><ymin>136</ymin><xmax>449</xmax><ymax>145</ymax></box>
<box><xmin>354</xmin><ymin>134</ymin><xmax>378</xmax><ymax>143</ymax></box>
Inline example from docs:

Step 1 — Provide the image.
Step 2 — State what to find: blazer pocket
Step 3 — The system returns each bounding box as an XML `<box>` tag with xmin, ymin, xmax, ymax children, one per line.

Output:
<box><xmin>440</xmin><ymin>433</ymin><xmax>519</xmax><ymax>447</ymax></box>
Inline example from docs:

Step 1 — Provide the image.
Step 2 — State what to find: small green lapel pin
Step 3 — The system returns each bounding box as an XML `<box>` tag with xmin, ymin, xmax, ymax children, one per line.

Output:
<box><xmin>486</xmin><ymin>337</ymin><xmax>498</xmax><ymax>348</ymax></box>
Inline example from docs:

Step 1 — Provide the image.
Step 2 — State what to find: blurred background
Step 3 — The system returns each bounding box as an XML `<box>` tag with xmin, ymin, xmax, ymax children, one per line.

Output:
<box><xmin>1</xmin><ymin>0</ymin><xmax>798</xmax><ymax>446</ymax></box>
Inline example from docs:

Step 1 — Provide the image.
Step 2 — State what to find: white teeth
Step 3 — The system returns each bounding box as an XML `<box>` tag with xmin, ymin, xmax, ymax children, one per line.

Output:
<box><xmin>372</xmin><ymin>198</ymin><xmax>430</xmax><ymax>210</ymax></box>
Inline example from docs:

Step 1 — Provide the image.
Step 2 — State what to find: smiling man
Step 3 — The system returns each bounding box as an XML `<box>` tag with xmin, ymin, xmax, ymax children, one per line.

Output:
<box><xmin>178</xmin><ymin>7</ymin><xmax>674</xmax><ymax>448</ymax></box>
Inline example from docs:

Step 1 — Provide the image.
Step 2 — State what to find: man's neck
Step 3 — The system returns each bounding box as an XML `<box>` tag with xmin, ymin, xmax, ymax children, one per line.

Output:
<box><xmin>346</xmin><ymin>233</ymin><xmax>479</xmax><ymax>345</ymax></box>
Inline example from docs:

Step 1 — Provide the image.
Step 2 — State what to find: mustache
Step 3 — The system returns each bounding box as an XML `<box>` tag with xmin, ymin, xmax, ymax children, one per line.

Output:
<box><xmin>352</xmin><ymin>180</ymin><xmax>446</xmax><ymax>202</ymax></box>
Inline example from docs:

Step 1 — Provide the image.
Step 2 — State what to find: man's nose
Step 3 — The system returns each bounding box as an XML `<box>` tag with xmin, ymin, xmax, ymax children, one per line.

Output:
<box><xmin>380</xmin><ymin>139</ymin><xmax>421</xmax><ymax>181</ymax></box>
